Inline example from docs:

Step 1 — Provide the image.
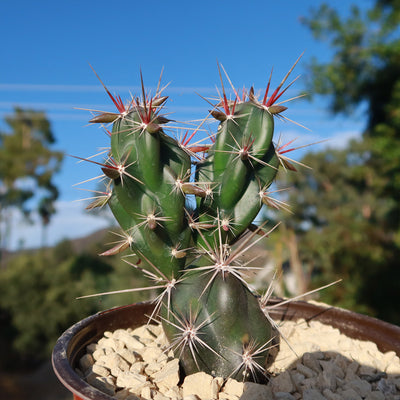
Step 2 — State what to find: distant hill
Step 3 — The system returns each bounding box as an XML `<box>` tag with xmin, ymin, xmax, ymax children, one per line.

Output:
<box><xmin>68</xmin><ymin>227</ymin><xmax>112</xmax><ymax>254</ymax></box>
<box><xmin>0</xmin><ymin>226</ymin><xmax>116</xmax><ymax>268</ymax></box>
<box><xmin>1</xmin><ymin>224</ymin><xmax>273</xmax><ymax>273</ymax></box>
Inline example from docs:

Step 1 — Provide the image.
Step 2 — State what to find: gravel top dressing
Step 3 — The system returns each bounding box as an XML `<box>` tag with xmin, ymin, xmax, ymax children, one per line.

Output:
<box><xmin>77</xmin><ymin>319</ymin><xmax>400</xmax><ymax>400</ymax></box>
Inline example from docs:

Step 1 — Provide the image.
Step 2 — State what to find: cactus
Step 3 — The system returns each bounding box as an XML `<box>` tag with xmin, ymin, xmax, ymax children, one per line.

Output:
<box><xmin>84</xmin><ymin>56</ymin><xmax>302</xmax><ymax>382</ymax></box>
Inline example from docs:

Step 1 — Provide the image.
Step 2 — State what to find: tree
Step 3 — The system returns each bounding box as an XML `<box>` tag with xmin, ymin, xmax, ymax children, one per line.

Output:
<box><xmin>0</xmin><ymin>239</ymin><xmax>150</xmax><ymax>369</ymax></box>
<box><xmin>0</xmin><ymin>108</ymin><xmax>63</xmax><ymax>250</ymax></box>
<box><xmin>0</xmin><ymin>250</ymin><xmax>110</xmax><ymax>367</ymax></box>
<box><xmin>280</xmin><ymin>1</ymin><xmax>400</xmax><ymax>324</ymax></box>
<box><xmin>301</xmin><ymin>1</ymin><xmax>400</xmax><ymax>202</ymax></box>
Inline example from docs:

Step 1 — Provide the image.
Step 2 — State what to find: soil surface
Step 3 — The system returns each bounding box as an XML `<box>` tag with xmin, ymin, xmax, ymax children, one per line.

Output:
<box><xmin>77</xmin><ymin>319</ymin><xmax>400</xmax><ymax>399</ymax></box>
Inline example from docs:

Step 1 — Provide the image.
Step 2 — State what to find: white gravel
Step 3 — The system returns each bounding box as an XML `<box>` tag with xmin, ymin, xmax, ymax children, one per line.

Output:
<box><xmin>77</xmin><ymin>319</ymin><xmax>400</xmax><ymax>400</ymax></box>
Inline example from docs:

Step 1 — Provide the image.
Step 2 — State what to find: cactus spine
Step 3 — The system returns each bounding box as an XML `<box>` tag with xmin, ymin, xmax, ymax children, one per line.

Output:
<box><xmin>86</xmin><ymin>56</ymin><xmax>302</xmax><ymax>382</ymax></box>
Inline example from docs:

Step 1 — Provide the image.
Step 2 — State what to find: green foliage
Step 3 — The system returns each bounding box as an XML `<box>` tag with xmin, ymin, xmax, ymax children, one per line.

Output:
<box><xmin>278</xmin><ymin>0</ymin><xmax>400</xmax><ymax>324</ymax></box>
<box><xmin>281</xmin><ymin>139</ymin><xmax>400</xmax><ymax>321</ymax></box>
<box><xmin>0</xmin><ymin>238</ymin><xmax>148</xmax><ymax>369</ymax></box>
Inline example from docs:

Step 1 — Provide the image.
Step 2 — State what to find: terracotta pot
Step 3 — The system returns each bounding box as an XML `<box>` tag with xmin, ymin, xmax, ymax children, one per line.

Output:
<box><xmin>52</xmin><ymin>299</ymin><xmax>400</xmax><ymax>400</ymax></box>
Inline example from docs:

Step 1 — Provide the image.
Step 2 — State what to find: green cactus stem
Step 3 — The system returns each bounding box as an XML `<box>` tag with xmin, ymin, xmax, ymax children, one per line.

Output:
<box><xmin>194</xmin><ymin>99</ymin><xmax>281</xmax><ymax>249</ymax></box>
<box><xmin>84</xmin><ymin>56</ymin><xmax>303</xmax><ymax>382</ymax></box>
<box><xmin>161</xmin><ymin>267</ymin><xmax>273</xmax><ymax>381</ymax></box>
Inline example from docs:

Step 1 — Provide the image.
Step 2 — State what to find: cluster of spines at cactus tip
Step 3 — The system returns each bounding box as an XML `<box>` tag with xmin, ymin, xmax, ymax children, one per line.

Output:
<box><xmin>80</xmin><ymin>54</ymin><xmax>304</xmax><ymax>382</ymax></box>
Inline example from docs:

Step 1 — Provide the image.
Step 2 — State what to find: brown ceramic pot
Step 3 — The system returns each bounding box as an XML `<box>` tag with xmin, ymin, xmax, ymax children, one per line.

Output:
<box><xmin>52</xmin><ymin>299</ymin><xmax>400</xmax><ymax>400</ymax></box>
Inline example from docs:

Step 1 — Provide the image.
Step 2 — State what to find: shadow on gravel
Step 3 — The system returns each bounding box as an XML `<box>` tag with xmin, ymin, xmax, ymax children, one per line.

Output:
<box><xmin>264</xmin><ymin>350</ymin><xmax>400</xmax><ymax>400</ymax></box>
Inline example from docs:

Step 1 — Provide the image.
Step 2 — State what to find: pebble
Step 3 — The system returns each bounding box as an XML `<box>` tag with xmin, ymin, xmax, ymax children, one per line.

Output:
<box><xmin>340</xmin><ymin>388</ymin><xmax>362</xmax><ymax>399</ymax></box>
<box><xmin>241</xmin><ymin>382</ymin><xmax>272</xmax><ymax>399</ymax></box>
<box><xmin>290</xmin><ymin>372</ymin><xmax>305</xmax><ymax>391</ymax></box>
<box><xmin>86</xmin><ymin>373</ymin><xmax>116</xmax><ymax>396</ymax></box>
<box><xmin>274</xmin><ymin>392</ymin><xmax>296</xmax><ymax>400</ymax></box>
<box><xmin>78</xmin><ymin>353</ymin><xmax>94</xmax><ymax>373</ymax></box>
<box><xmin>296</xmin><ymin>363</ymin><xmax>315</xmax><ymax>378</ymax></box>
<box><xmin>117</xmin><ymin>370</ymin><xmax>146</xmax><ymax>387</ymax></box>
<box><xmin>153</xmin><ymin>359</ymin><xmax>180</xmax><ymax>391</ymax></box>
<box><xmin>222</xmin><ymin>378</ymin><xmax>244</xmax><ymax>397</ymax></box>
<box><xmin>344</xmin><ymin>377</ymin><xmax>372</xmax><ymax>397</ymax></box>
<box><xmin>303</xmin><ymin>352</ymin><xmax>322</xmax><ymax>373</ymax></box>
<box><xmin>91</xmin><ymin>364</ymin><xmax>110</xmax><ymax>378</ymax></box>
<box><xmin>114</xmin><ymin>329</ymin><xmax>146</xmax><ymax>350</ymax></box>
<box><xmin>78</xmin><ymin>319</ymin><xmax>400</xmax><ymax>400</ymax></box>
<box><xmin>318</xmin><ymin>369</ymin><xmax>336</xmax><ymax>391</ymax></box>
<box><xmin>346</xmin><ymin>360</ymin><xmax>360</xmax><ymax>377</ymax></box>
<box><xmin>365</xmin><ymin>391</ymin><xmax>385</xmax><ymax>400</ymax></box>
<box><xmin>270</xmin><ymin>370</ymin><xmax>294</xmax><ymax>393</ymax></box>
<box><xmin>322</xmin><ymin>388</ymin><xmax>342</xmax><ymax>400</ymax></box>
<box><xmin>181</xmin><ymin>372</ymin><xmax>223</xmax><ymax>399</ymax></box>
<box><xmin>302</xmin><ymin>388</ymin><xmax>326</xmax><ymax>400</ymax></box>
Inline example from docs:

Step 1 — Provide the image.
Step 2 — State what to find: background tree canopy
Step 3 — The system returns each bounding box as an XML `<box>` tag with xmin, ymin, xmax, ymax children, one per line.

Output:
<box><xmin>280</xmin><ymin>0</ymin><xmax>400</xmax><ymax>324</ymax></box>
<box><xmin>0</xmin><ymin>234</ymin><xmax>150</xmax><ymax>369</ymax></box>
<box><xmin>0</xmin><ymin>108</ymin><xmax>63</xmax><ymax>251</ymax></box>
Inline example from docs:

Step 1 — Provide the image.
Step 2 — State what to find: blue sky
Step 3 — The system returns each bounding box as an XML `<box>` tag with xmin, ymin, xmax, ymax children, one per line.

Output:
<box><xmin>0</xmin><ymin>0</ymin><xmax>371</xmax><ymax>249</ymax></box>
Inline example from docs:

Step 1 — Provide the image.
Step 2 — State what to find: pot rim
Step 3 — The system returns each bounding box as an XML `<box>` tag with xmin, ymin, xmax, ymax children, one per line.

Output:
<box><xmin>52</xmin><ymin>302</ymin><xmax>155</xmax><ymax>400</ymax></box>
<box><xmin>52</xmin><ymin>299</ymin><xmax>400</xmax><ymax>400</ymax></box>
